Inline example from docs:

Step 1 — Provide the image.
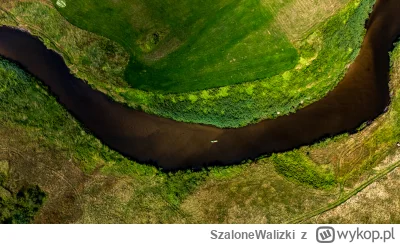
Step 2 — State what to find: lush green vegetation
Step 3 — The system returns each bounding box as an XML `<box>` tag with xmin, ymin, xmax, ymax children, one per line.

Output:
<box><xmin>271</xmin><ymin>151</ymin><xmax>336</xmax><ymax>189</ymax></box>
<box><xmin>0</xmin><ymin>0</ymin><xmax>374</xmax><ymax>127</ymax></box>
<box><xmin>52</xmin><ymin>0</ymin><xmax>298</xmax><ymax>93</ymax></box>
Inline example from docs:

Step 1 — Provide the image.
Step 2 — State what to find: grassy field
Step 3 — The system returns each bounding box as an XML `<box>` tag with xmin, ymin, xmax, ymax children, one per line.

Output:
<box><xmin>0</xmin><ymin>0</ymin><xmax>374</xmax><ymax>127</ymax></box>
<box><xmin>308</xmin><ymin>167</ymin><xmax>400</xmax><ymax>223</ymax></box>
<box><xmin>51</xmin><ymin>0</ymin><xmax>299</xmax><ymax>93</ymax></box>
<box><xmin>1</xmin><ymin>40</ymin><xmax>400</xmax><ymax>223</ymax></box>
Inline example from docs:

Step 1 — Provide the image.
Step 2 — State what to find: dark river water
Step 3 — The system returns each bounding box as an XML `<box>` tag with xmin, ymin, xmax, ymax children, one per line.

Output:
<box><xmin>0</xmin><ymin>0</ymin><xmax>399</xmax><ymax>170</ymax></box>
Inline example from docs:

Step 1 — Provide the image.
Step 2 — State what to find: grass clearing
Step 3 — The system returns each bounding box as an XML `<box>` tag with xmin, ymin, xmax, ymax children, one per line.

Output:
<box><xmin>272</xmin><ymin>0</ymin><xmax>351</xmax><ymax>41</ymax></box>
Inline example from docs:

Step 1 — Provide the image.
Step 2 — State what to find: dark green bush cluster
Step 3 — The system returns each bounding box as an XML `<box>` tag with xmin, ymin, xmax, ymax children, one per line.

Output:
<box><xmin>271</xmin><ymin>152</ymin><xmax>336</xmax><ymax>189</ymax></box>
<box><xmin>0</xmin><ymin>185</ymin><xmax>46</xmax><ymax>224</ymax></box>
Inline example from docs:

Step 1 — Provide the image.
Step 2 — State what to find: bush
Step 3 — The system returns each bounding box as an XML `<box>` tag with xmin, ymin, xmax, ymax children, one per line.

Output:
<box><xmin>0</xmin><ymin>185</ymin><xmax>47</xmax><ymax>224</ymax></box>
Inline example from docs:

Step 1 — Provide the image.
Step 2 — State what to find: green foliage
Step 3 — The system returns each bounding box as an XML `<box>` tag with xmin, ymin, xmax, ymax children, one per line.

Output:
<box><xmin>208</xmin><ymin>164</ymin><xmax>248</xmax><ymax>179</ymax></box>
<box><xmin>6</xmin><ymin>1</ymin><xmax>129</xmax><ymax>88</ymax></box>
<box><xmin>158</xmin><ymin>170</ymin><xmax>208</xmax><ymax>206</ymax></box>
<box><xmin>0</xmin><ymin>173</ymin><xmax>6</xmax><ymax>187</ymax></box>
<box><xmin>0</xmin><ymin>185</ymin><xmax>46</xmax><ymax>224</ymax></box>
<box><xmin>271</xmin><ymin>151</ymin><xmax>336</xmax><ymax>189</ymax></box>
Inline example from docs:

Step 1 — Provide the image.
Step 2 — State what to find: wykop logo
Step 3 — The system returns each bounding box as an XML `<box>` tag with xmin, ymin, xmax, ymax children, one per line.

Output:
<box><xmin>317</xmin><ymin>227</ymin><xmax>336</xmax><ymax>243</ymax></box>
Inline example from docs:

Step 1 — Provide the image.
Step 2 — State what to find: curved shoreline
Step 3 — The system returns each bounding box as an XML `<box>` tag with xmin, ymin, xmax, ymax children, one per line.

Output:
<box><xmin>0</xmin><ymin>0</ymin><xmax>399</xmax><ymax>170</ymax></box>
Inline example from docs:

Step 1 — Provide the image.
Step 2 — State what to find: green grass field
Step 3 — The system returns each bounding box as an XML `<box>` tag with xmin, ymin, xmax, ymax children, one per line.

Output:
<box><xmin>1</xmin><ymin>0</ymin><xmax>373</xmax><ymax>127</ymax></box>
<box><xmin>52</xmin><ymin>0</ymin><xmax>299</xmax><ymax>93</ymax></box>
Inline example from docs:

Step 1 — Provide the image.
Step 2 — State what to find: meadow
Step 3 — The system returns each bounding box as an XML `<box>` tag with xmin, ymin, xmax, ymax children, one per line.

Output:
<box><xmin>1</xmin><ymin>0</ymin><xmax>374</xmax><ymax>127</ymax></box>
<box><xmin>52</xmin><ymin>0</ymin><xmax>299</xmax><ymax>93</ymax></box>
